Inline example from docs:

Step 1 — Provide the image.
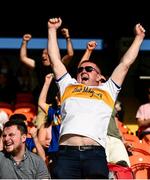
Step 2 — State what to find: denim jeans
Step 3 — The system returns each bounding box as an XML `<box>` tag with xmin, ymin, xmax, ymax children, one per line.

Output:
<box><xmin>52</xmin><ymin>145</ymin><xmax>109</xmax><ymax>179</ymax></box>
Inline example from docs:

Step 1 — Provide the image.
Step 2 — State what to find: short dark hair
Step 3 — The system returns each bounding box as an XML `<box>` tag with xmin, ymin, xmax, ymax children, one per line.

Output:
<box><xmin>116</xmin><ymin>160</ymin><xmax>129</xmax><ymax>167</ymax></box>
<box><xmin>9</xmin><ymin>113</ymin><xmax>27</xmax><ymax>122</ymax></box>
<box><xmin>4</xmin><ymin>119</ymin><xmax>28</xmax><ymax>135</ymax></box>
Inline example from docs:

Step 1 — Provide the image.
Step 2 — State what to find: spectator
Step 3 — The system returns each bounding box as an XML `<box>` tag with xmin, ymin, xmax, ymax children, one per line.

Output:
<box><xmin>20</xmin><ymin>28</ymin><xmax>74</xmax><ymax>128</ymax></box>
<box><xmin>9</xmin><ymin>113</ymin><xmax>46</xmax><ymax>161</ymax></box>
<box><xmin>79</xmin><ymin>41</ymin><xmax>130</xmax><ymax>166</ymax></box>
<box><xmin>47</xmin><ymin>17</ymin><xmax>145</xmax><ymax>179</ymax></box>
<box><xmin>38</xmin><ymin>73</ymin><xmax>61</xmax><ymax>178</ymax></box>
<box><xmin>106</xmin><ymin>101</ymin><xmax>131</xmax><ymax>167</ymax></box>
<box><xmin>136</xmin><ymin>87</ymin><xmax>150</xmax><ymax>144</ymax></box>
<box><xmin>0</xmin><ymin>119</ymin><xmax>50</xmax><ymax>179</ymax></box>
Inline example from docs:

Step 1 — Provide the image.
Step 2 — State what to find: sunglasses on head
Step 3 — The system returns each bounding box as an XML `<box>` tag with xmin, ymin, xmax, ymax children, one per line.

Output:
<box><xmin>77</xmin><ymin>66</ymin><xmax>99</xmax><ymax>74</ymax></box>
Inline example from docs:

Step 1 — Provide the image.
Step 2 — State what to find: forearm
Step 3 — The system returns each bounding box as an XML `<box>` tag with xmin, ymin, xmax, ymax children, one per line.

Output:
<box><xmin>20</xmin><ymin>42</ymin><xmax>35</xmax><ymax>68</ymax></box>
<box><xmin>78</xmin><ymin>49</ymin><xmax>92</xmax><ymax>67</ymax></box>
<box><xmin>66</xmin><ymin>38</ymin><xmax>74</xmax><ymax>56</ymax></box>
<box><xmin>48</xmin><ymin>28</ymin><xmax>67</xmax><ymax>79</ymax></box>
<box><xmin>62</xmin><ymin>38</ymin><xmax>74</xmax><ymax>66</ymax></box>
<box><xmin>33</xmin><ymin>136</ymin><xmax>46</xmax><ymax>161</ymax></box>
<box><xmin>38</xmin><ymin>82</ymin><xmax>50</xmax><ymax>112</ymax></box>
<box><xmin>121</xmin><ymin>35</ymin><xmax>144</xmax><ymax>67</ymax></box>
<box><xmin>20</xmin><ymin>42</ymin><xmax>28</xmax><ymax>61</ymax></box>
<box><xmin>29</xmin><ymin>127</ymin><xmax>46</xmax><ymax>161</ymax></box>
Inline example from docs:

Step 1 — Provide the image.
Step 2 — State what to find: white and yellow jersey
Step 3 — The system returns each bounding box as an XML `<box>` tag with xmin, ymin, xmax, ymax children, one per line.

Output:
<box><xmin>56</xmin><ymin>73</ymin><xmax>121</xmax><ymax>148</ymax></box>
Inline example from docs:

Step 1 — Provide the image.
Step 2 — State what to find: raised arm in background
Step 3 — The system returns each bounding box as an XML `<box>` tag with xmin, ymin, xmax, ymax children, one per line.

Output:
<box><xmin>20</xmin><ymin>34</ymin><xmax>35</xmax><ymax>68</ymax></box>
<box><xmin>78</xmin><ymin>40</ymin><xmax>106</xmax><ymax>82</ymax></box>
<box><xmin>61</xmin><ymin>28</ymin><xmax>74</xmax><ymax>65</ymax></box>
<box><xmin>38</xmin><ymin>73</ymin><xmax>54</xmax><ymax>113</ymax></box>
<box><xmin>78</xmin><ymin>40</ymin><xmax>97</xmax><ymax>67</ymax></box>
<box><xmin>37</xmin><ymin>74</ymin><xmax>54</xmax><ymax>148</ymax></box>
<box><xmin>28</xmin><ymin>126</ymin><xmax>46</xmax><ymax>162</ymax></box>
<box><xmin>20</xmin><ymin>29</ymin><xmax>74</xmax><ymax>69</ymax></box>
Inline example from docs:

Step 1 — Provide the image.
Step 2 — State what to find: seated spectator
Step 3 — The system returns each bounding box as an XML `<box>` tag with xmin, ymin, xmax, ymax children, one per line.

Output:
<box><xmin>9</xmin><ymin>113</ymin><xmax>46</xmax><ymax>161</ymax></box>
<box><xmin>0</xmin><ymin>118</ymin><xmax>50</xmax><ymax>179</ymax></box>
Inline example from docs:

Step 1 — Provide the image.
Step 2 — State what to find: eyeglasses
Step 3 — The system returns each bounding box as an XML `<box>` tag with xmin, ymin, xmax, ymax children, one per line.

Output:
<box><xmin>77</xmin><ymin>66</ymin><xmax>99</xmax><ymax>74</ymax></box>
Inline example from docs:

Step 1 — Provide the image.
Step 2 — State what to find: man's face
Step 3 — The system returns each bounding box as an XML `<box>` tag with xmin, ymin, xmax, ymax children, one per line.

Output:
<box><xmin>2</xmin><ymin>125</ymin><xmax>26</xmax><ymax>154</ymax></box>
<box><xmin>41</xmin><ymin>48</ymin><xmax>51</xmax><ymax>66</ymax></box>
<box><xmin>77</xmin><ymin>62</ymin><xmax>101</xmax><ymax>86</ymax></box>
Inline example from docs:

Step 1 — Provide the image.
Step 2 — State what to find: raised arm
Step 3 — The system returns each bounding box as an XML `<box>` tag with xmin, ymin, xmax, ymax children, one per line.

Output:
<box><xmin>111</xmin><ymin>23</ymin><xmax>145</xmax><ymax>86</ymax></box>
<box><xmin>61</xmin><ymin>28</ymin><xmax>74</xmax><ymax>66</ymax></box>
<box><xmin>20</xmin><ymin>34</ymin><xmax>35</xmax><ymax>69</ymax></box>
<box><xmin>38</xmin><ymin>73</ymin><xmax>54</xmax><ymax>113</ymax></box>
<box><xmin>38</xmin><ymin>124</ymin><xmax>52</xmax><ymax>149</ymax></box>
<box><xmin>48</xmin><ymin>17</ymin><xmax>67</xmax><ymax>80</ymax></box>
<box><xmin>28</xmin><ymin>126</ymin><xmax>46</xmax><ymax>162</ymax></box>
<box><xmin>78</xmin><ymin>40</ymin><xmax>97</xmax><ymax>67</ymax></box>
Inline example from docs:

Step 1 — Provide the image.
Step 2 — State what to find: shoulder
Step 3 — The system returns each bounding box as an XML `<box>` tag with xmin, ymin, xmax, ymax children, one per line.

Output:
<box><xmin>0</xmin><ymin>151</ymin><xmax>8</xmax><ymax>164</ymax></box>
<box><xmin>26</xmin><ymin>150</ymin><xmax>45</xmax><ymax>163</ymax></box>
<box><xmin>0</xmin><ymin>151</ymin><xmax>5</xmax><ymax>158</ymax></box>
<box><xmin>139</xmin><ymin>103</ymin><xmax>150</xmax><ymax>109</ymax></box>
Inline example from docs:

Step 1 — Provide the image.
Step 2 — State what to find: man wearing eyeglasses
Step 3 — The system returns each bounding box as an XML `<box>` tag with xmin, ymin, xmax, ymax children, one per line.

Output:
<box><xmin>47</xmin><ymin>17</ymin><xmax>145</xmax><ymax>179</ymax></box>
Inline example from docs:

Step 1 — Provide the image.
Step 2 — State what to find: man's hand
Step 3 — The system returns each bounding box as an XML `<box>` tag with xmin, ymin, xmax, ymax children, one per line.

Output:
<box><xmin>23</xmin><ymin>34</ymin><xmax>32</xmax><ymax>42</ymax></box>
<box><xmin>48</xmin><ymin>17</ymin><xmax>62</xmax><ymax>30</ymax></box>
<box><xmin>61</xmin><ymin>28</ymin><xmax>70</xmax><ymax>39</ymax></box>
<box><xmin>87</xmin><ymin>41</ymin><xmax>97</xmax><ymax>51</ymax></box>
<box><xmin>134</xmin><ymin>23</ymin><xmax>145</xmax><ymax>39</ymax></box>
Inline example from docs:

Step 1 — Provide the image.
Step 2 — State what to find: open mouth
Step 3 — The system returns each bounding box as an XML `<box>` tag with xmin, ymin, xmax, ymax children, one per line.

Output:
<box><xmin>5</xmin><ymin>142</ymin><xmax>13</xmax><ymax>147</ymax></box>
<box><xmin>81</xmin><ymin>73</ymin><xmax>89</xmax><ymax>81</ymax></box>
<box><xmin>82</xmin><ymin>77</ymin><xmax>89</xmax><ymax>81</ymax></box>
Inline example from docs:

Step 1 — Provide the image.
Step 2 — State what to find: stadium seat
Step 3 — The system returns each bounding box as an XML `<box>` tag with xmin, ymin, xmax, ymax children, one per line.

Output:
<box><xmin>0</xmin><ymin>102</ymin><xmax>13</xmax><ymax>116</ymax></box>
<box><xmin>15</xmin><ymin>92</ymin><xmax>34</xmax><ymax>103</ymax></box>
<box><xmin>129</xmin><ymin>154</ymin><xmax>150</xmax><ymax>179</ymax></box>
<box><xmin>123</xmin><ymin>133</ymin><xmax>140</xmax><ymax>143</ymax></box>
<box><xmin>108</xmin><ymin>163</ymin><xmax>134</xmax><ymax>179</ymax></box>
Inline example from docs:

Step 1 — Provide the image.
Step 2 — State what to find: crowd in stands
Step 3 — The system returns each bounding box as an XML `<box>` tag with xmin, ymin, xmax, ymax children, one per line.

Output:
<box><xmin>0</xmin><ymin>17</ymin><xmax>149</xmax><ymax>179</ymax></box>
